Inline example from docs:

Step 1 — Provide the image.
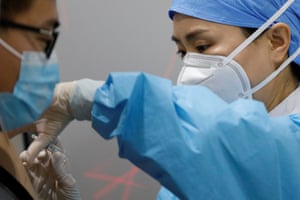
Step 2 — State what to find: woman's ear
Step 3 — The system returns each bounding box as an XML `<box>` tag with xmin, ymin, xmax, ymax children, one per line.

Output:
<box><xmin>267</xmin><ymin>23</ymin><xmax>291</xmax><ymax>68</ymax></box>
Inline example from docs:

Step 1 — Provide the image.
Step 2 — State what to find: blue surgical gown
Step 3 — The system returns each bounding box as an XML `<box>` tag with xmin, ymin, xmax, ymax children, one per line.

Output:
<box><xmin>91</xmin><ymin>72</ymin><xmax>300</xmax><ymax>200</ymax></box>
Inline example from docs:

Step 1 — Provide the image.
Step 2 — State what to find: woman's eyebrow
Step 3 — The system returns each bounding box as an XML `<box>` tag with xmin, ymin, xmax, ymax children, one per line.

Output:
<box><xmin>171</xmin><ymin>29</ymin><xmax>209</xmax><ymax>44</ymax></box>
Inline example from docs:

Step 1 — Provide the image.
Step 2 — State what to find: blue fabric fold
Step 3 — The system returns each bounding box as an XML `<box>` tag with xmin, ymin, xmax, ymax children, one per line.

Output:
<box><xmin>92</xmin><ymin>72</ymin><xmax>300</xmax><ymax>199</ymax></box>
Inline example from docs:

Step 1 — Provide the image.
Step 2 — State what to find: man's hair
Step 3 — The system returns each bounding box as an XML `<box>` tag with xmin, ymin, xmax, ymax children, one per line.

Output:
<box><xmin>1</xmin><ymin>0</ymin><xmax>34</xmax><ymax>19</ymax></box>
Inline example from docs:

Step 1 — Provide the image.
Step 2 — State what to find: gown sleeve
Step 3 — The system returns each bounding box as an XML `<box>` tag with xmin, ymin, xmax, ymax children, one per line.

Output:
<box><xmin>91</xmin><ymin>72</ymin><xmax>300</xmax><ymax>200</ymax></box>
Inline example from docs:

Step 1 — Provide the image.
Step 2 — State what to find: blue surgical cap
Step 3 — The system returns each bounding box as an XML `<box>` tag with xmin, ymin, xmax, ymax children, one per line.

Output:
<box><xmin>169</xmin><ymin>0</ymin><xmax>300</xmax><ymax>66</ymax></box>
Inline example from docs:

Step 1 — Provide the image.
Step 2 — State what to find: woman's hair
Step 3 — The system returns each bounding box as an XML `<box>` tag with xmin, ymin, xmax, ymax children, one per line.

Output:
<box><xmin>1</xmin><ymin>0</ymin><xmax>34</xmax><ymax>19</ymax></box>
<box><xmin>242</xmin><ymin>27</ymin><xmax>300</xmax><ymax>80</ymax></box>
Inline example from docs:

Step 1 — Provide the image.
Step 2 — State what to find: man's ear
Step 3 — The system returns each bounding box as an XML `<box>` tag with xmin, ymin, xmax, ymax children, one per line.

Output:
<box><xmin>267</xmin><ymin>23</ymin><xmax>291</xmax><ymax>68</ymax></box>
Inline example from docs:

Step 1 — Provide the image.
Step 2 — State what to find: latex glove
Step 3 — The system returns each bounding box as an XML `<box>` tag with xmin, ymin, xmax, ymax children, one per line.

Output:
<box><xmin>22</xmin><ymin>137</ymin><xmax>81</xmax><ymax>200</ymax></box>
<box><xmin>20</xmin><ymin>79</ymin><xmax>103</xmax><ymax>164</ymax></box>
<box><xmin>20</xmin><ymin>81</ymin><xmax>77</xmax><ymax>164</ymax></box>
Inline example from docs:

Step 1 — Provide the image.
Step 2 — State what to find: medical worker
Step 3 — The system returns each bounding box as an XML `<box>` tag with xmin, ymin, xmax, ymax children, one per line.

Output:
<box><xmin>0</xmin><ymin>0</ymin><xmax>80</xmax><ymax>199</ymax></box>
<box><xmin>21</xmin><ymin>0</ymin><xmax>300</xmax><ymax>199</ymax></box>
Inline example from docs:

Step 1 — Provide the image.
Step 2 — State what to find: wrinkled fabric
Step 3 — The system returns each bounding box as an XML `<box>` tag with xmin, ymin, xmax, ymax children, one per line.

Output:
<box><xmin>169</xmin><ymin>0</ymin><xmax>300</xmax><ymax>66</ymax></box>
<box><xmin>91</xmin><ymin>72</ymin><xmax>300</xmax><ymax>200</ymax></box>
<box><xmin>70</xmin><ymin>79</ymin><xmax>104</xmax><ymax>121</ymax></box>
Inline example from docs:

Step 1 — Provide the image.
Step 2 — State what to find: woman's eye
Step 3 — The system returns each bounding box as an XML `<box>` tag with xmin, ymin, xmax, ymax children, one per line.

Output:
<box><xmin>176</xmin><ymin>45</ymin><xmax>209</xmax><ymax>59</ymax></box>
<box><xmin>176</xmin><ymin>50</ymin><xmax>186</xmax><ymax>59</ymax></box>
<box><xmin>196</xmin><ymin>45</ymin><xmax>209</xmax><ymax>53</ymax></box>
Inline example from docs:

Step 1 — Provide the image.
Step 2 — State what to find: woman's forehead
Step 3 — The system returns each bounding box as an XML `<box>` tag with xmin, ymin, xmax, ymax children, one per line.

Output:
<box><xmin>172</xmin><ymin>14</ymin><xmax>242</xmax><ymax>35</ymax></box>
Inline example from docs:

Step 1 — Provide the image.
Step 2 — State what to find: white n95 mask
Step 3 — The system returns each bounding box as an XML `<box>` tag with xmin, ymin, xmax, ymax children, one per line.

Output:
<box><xmin>177</xmin><ymin>53</ymin><xmax>251</xmax><ymax>103</ymax></box>
<box><xmin>177</xmin><ymin>0</ymin><xmax>300</xmax><ymax>103</ymax></box>
<box><xmin>0</xmin><ymin>39</ymin><xmax>60</xmax><ymax>132</ymax></box>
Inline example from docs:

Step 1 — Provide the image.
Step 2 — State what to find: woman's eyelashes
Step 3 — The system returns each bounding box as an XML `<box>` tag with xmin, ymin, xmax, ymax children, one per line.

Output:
<box><xmin>196</xmin><ymin>45</ymin><xmax>209</xmax><ymax>53</ymax></box>
<box><xmin>176</xmin><ymin>45</ymin><xmax>210</xmax><ymax>59</ymax></box>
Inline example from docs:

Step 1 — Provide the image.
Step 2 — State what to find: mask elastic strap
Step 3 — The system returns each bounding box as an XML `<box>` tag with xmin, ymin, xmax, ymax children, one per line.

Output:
<box><xmin>0</xmin><ymin>38</ymin><xmax>22</xmax><ymax>59</ymax></box>
<box><xmin>247</xmin><ymin>47</ymin><xmax>300</xmax><ymax>95</ymax></box>
<box><xmin>222</xmin><ymin>0</ymin><xmax>295</xmax><ymax>66</ymax></box>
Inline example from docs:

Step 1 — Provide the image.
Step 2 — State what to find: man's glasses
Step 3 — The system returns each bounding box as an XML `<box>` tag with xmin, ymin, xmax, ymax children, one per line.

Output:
<box><xmin>0</xmin><ymin>20</ymin><xmax>59</xmax><ymax>58</ymax></box>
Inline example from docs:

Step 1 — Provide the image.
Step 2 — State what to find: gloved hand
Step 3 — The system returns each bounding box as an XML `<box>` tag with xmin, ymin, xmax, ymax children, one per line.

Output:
<box><xmin>22</xmin><ymin>137</ymin><xmax>81</xmax><ymax>200</ymax></box>
<box><xmin>20</xmin><ymin>79</ymin><xmax>103</xmax><ymax>164</ymax></box>
<box><xmin>20</xmin><ymin>81</ymin><xmax>77</xmax><ymax>164</ymax></box>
